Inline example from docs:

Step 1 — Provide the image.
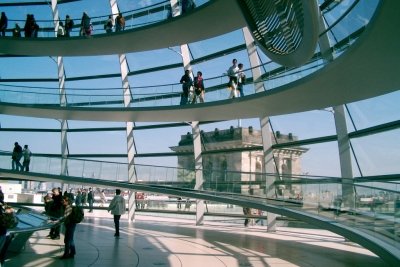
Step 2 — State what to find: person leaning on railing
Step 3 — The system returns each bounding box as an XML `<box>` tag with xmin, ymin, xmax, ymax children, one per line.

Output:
<box><xmin>80</xmin><ymin>12</ymin><xmax>91</xmax><ymax>36</ymax></box>
<box><xmin>227</xmin><ymin>58</ymin><xmax>239</xmax><ymax>98</ymax></box>
<box><xmin>64</xmin><ymin>15</ymin><xmax>74</xmax><ymax>37</ymax></box>
<box><xmin>181</xmin><ymin>0</ymin><xmax>196</xmax><ymax>14</ymax></box>
<box><xmin>23</xmin><ymin>14</ymin><xmax>39</xmax><ymax>38</ymax></box>
<box><xmin>12</xmin><ymin>23</ymin><xmax>21</xmax><ymax>37</ymax></box>
<box><xmin>179</xmin><ymin>69</ymin><xmax>193</xmax><ymax>105</ymax></box>
<box><xmin>115</xmin><ymin>13</ymin><xmax>125</xmax><ymax>32</ymax></box>
<box><xmin>104</xmin><ymin>15</ymin><xmax>113</xmax><ymax>33</ymax></box>
<box><xmin>57</xmin><ymin>22</ymin><xmax>65</xmax><ymax>38</ymax></box>
<box><xmin>0</xmin><ymin>12</ymin><xmax>7</xmax><ymax>37</ymax></box>
<box><xmin>237</xmin><ymin>63</ymin><xmax>246</xmax><ymax>97</ymax></box>
<box><xmin>192</xmin><ymin>71</ymin><xmax>205</xmax><ymax>104</ymax></box>
<box><xmin>11</xmin><ymin>142</ymin><xmax>23</xmax><ymax>171</ymax></box>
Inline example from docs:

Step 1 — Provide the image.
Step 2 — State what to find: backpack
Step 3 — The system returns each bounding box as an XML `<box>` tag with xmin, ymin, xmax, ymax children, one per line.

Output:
<box><xmin>104</xmin><ymin>19</ymin><xmax>112</xmax><ymax>30</ymax></box>
<box><xmin>69</xmin><ymin>206</ymin><xmax>84</xmax><ymax>223</ymax></box>
<box><xmin>0</xmin><ymin>207</ymin><xmax>18</xmax><ymax>229</ymax></box>
<box><xmin>241</xmin><ymin>74</ymin><xmax>246</xmax><ymax>84</ymax></box>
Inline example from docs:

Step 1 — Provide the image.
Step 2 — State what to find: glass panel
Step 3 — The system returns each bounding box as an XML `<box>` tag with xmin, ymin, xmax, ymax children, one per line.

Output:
<box><xmin>323</xmin><ymin>0</ymin><xmax>379</xmax><ymax>43</ymax></box>
<box><xmin>0</xmin><ymin>57</ymin><xmax>56</xmax><ymax>78</ymax></box>
<box><xmin>134</xmin><ymin>125</ymin><xmax>190</xmax><ymax>154</ymax></box>
<box><xmin>350</xmin><ymin>129</ymin><xmax>400</xmax><ymax>176</ymax></box>
<box><xmin>0</xmin><ymin>117</ymin><xmax>61</xmax><ymax>154</ymax></box>
<box><xmin>300</xmin><ymin>142</ymin><xmax>341</xmax><ymax>177</ymax></box>
<box><xmin>65</xmin><ymin>78</ymin><xmax>124</xmax><ymax>107</ymax></box>
<box><xmin>346</xmin><ymin>91</ymin><xmax>400</xmax><ymax>131</ymax></box>
<box><xmin>68</xmin><ymin>130</ymin><xmax>127</xmax><ymax>155</ymax></box>
<box><xmin>135</xmin><ymin>156</ymin><xmax>178</xmax><ymax>168</ymax></box>
<box><xmin>126</xmin><ymin>47</ymin><xmax>182</xmax><ymax>71</ymax></box>
<box><xmin>189</xmin><ymin>30</ymin><xmax>245</xmax><ymax>59</ymax></box>
<box><xmin>270</xmin><ymin>109</ymin><xmax>337</xmax><ymax>141</ymax></box>
<box><xmin>63</xmin><ymin>55</ymin><xmax>121</xmax><ymax>77</ymax></box>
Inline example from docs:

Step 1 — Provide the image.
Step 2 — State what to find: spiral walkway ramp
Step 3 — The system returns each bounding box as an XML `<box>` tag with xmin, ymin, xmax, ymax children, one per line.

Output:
<box><xmin>0</xmin><ymin>0</ymin><xmax>399</xmax><ymax>266</ymax></box>
<box><xmin>0</xmin><ymin>0</ymin><xmax>399</xmax><ymax>122</ymax></box>
<box><xmin>0</xmin><ymin>0</ymin><xmax>321</xmax><ymax>68</ymax></box>
<box><xmin>0</xmin><ymin>166</ymin><xmax>399</xmax><ymax>265</ymax></box>
<box><xmin>0</xmin><ymin>0</ymin><xmax>246</xmax><ymax>56</ymax></box>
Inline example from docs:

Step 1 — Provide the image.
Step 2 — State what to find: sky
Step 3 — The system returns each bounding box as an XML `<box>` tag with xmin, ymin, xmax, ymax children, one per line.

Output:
<box><xmin>0</xmin><ymin>0</ymin><xmax>399</xmax><ymax>179</ymax></box>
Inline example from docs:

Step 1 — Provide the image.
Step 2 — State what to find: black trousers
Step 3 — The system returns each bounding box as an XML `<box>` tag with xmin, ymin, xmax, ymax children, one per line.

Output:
<box><xmin>114</xmin><ymin>215</ymin><xmax>121</xmax><ymax>235</ymax></box>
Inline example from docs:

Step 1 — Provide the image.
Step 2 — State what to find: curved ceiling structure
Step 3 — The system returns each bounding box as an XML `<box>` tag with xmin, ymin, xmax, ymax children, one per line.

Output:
<box><xmin>0</xmin><ymin>0</ymin><xmax>246</xmax><ymax>56</ymax></box>
<box><xmin>1</xmin><ymin>168</ymin><xmax>399</xmax><ymax>266</ymax></box>
<box><xmin>0</xmin><ymin>0</ymin><xmax>321</xmax><ymax>64</ymax></box>
<box><xmin>238</xmin><ymin>0</ymin><xmax>320</xmax><ymax>67</ymax></box>
<box><xmin>0</xmin><ymin>0</ymin><xmax>398</xmax><ymax>122</ymax></box>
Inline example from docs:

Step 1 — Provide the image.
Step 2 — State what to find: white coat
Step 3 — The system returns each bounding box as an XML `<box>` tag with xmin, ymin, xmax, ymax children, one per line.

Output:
<box><xmin>108</xmin><ymin>195</ymin><xmax>126</xmax><ymax>215</ymax></box>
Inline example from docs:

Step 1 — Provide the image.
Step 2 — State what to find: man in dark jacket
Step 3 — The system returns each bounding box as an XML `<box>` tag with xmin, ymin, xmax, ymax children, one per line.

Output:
<box><xmin>179</xmin><ymin>70</ymin><xmax>192</xmax><ymax>105</ymax></box>
<box><xmin>87</xmin><ymin>188</ymin><xmax>94</xmax><ymax>212</ymax></box>
<box><xmin>48</xmin><ymin>188</ymin><xmax>63</xmax><ymax>239</ymax></box>
<box><xmin>11</xmin><ymin>142</ymin><xmax>23</xmax><ymax>171</ymax></box>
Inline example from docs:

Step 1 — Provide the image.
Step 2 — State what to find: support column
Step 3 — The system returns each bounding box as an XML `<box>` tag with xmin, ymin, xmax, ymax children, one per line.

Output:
<box><xmin>261</xmin><ymin>116</ymin><xmax>277</xmax><ymax>232</ymax></box>
<box><xmin>181</xmin><ymin>40</ymin><xmax>202</xmax><ymax>223</ymax></box>
<box><xmin>110</xmin><ymin>0</ymin><xmax>137</xmax><ymax>221</ymax></box>
<box><xmin>192</xmin><ymin>121</ymin><xmax>204</xmax><ymax>225</ymax></box>
<box><xmin>121</xmin><ymin>53</ymin><xmax>137</xmax><ymax>222</ymax></box>
<box><xmin>51</xmin><ymin>0</ymin><xmax>68</xmax><ymax>183</ymax></box>
<box><xmin>173</xmin><ymin>0</ymin><xmax>192</xmax><ymax>74</ymax></box>
<box><xmin>318</xmin><ymin>11</ymin><xmax>354</xmax><ymax>209</ymax></box>
<box><xmin>180</xmin><ymin>50</ymin><xmax>202</xmax><ymax>224</ymax></box>
<box><xmin>333</xmin><ymin>106</ymin><xmax>354</xmax><ymax>209</ymax></box>
<box><xmin>179</xmin><ymin>46</ymin><xmax>203</xmax><ymax>223</ymax></box>
<box><xmin>170</xmin><ymin>0</ymin><xmax>179</xmax><ymax>16</ymax></box>
<box><xmin>171</xmin><ymin>0</ymin><xmax>203</xmax><ymax>224</ymax></box>
<box><xmin>243</xmin><ymin>27</ymin><xmax>264</xmax><ymax>93</ymax></box>
<box><xmin>109</xmin><ymin>0</ymin><xmax>119</xmax><ymax>23</ymax></box>
<box><xmin>243</xmin><ymin>27</ymin><xmax>277</xmax><ymax>231</ymax></box>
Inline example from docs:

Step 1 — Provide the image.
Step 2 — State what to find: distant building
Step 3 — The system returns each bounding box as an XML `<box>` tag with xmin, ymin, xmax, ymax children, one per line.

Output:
<box><xmin>170</xmin><ymin>127</ymin><xmax>308</xmax><ymax>196</ymax></box>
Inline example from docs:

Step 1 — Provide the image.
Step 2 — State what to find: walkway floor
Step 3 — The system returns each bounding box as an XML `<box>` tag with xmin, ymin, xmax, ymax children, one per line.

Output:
<box><xmin>5</xmin><ymin>211</ymin><xmax>388</xmax><ymax>267</ymax></box>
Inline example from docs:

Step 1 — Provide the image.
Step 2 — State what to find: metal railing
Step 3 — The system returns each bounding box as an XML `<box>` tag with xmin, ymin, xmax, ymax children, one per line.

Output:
<box><xmin>2</xmin><ymin>0</ymin><xmax>207</xmax><ymax>38</ymax></box>
<box><xmin>1</xmin><ymin>152</ymin><xmax>399</xmax><ymax>247</ymax></box>
<box><xmin>0</xmin><ymin>0</ymin><xmax>376</xmax><ymax>107</ymax></box>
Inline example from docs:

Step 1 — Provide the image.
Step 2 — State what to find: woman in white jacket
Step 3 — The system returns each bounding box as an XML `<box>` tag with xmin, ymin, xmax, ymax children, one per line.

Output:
<box><xmin>107</xmin><ymin>189</ymin><xmax>126</xmax><ymax>237</ymax></box>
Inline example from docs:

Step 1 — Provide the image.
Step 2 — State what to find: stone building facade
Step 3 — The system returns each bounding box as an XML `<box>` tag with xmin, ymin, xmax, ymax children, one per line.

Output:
<box><xmin>170</xmin><ymin>127</ymin><xmax>308</xmax><ymax>196</ymax></box>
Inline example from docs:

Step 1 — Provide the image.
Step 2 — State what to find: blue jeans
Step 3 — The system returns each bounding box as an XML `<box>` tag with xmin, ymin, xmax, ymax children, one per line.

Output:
<box><xmin>238</xmin><ymin>84</ymin><xmax>244</xmax><ymax>97</ymax></box>
<box><xmin>64</xmin><ymin>223</ymin><xmax>76</xmax><ymax>256</ymax></box>
<box><xmin>180</xmin><ymin>92</ymin><xmax>188</xmax><ymax>105</ymax></box>
<box><xmin>12</xmin><ymin>159</ymin><xmax>23</xmax><ymax>171</ymax></box>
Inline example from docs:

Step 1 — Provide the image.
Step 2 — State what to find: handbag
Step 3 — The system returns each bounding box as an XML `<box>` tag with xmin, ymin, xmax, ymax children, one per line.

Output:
<box><xmin>195</xmin><ymin>87</ymin><xmax>202</xmax><ymax>95</ymax></box>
